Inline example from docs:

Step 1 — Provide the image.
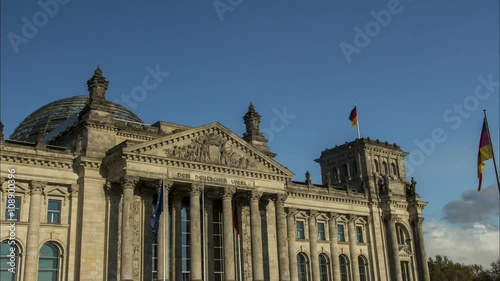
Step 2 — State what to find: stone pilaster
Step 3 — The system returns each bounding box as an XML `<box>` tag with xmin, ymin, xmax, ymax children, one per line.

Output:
<box><xmin>172</xmin><ymin>192</ymin><xmax>183</xmax><ymax>281</ymax></box>
<box><xmin>286</xmin><ymin>208</ymin><xmax>298</xmax><ymax>281</ymax></box>
<box><xmin>387</xmin><ymin>215</ymin><xmax>403</xmax><ymax>281</ymax></box>
<box><xmin>348</xmin><ymin>215</ymin><xmax>360</xmax><ymax>281</ymax></box>
<box><xmin>190</xmin><ymin>183</ymin><xmax>204</xmax><ymax>281</ymax></box>
<box><xmin>264</xmin><ymin>197</ymin><xmax>279</xmax><ymax>281</ymax></box>
<box><xmin>205</xmin><ymin>198</ymin><xmax>215</xmax><ymax>281</ymax></box>
<box><xmin>156</xmin><ymin>180</ymin><xmax>173</xmax><ymax>281</ymax></box>
<box><xmin>67</xmin><ymin>184</ymin><xmax>80</xmax><ymax>281</ymax></box>
<box><xmin>276</xmin><ymin>194</ymin><xmax>290</xmax><ymax>281</ymax></box>
<box><xmin>328</xmin><ymin>212</ymin><xmax>340</xmax><ymax>281</ymax></box>
<box><xmin>120</xmin><ymin>176</ymin><xmax>139</xmax><ymax>281</ymax></box>
<box><xmin>24</xmin><ymin>181</ymin><xmax>47</xmax><ymax>281</ymax></box>
<box><xmin>250</xmin><ymin>190</ymin><xmax>265</xmax><ymax>281</ymax></box>
<box><xmin>308</xmin><ymin>211</ymin><xmax>320</xmax><ymax>281</ymax></box>
<box><xmin>222</xmin><ymin>187</ymin><xmax>236</xmax><ymax>281</ymax></box>
<box><xmin>413</xmin><ymin>217</ymin><xmax>430</xmax><ymax>281</ymax></box>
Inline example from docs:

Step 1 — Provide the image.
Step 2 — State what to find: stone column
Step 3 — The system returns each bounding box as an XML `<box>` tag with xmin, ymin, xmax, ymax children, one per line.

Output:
<box><xmin>348</xmin><ymin>215</ymin><xmax>360</xmax><ymax>281</ymax></box>
<box><xmin>172</xmin><ymin>192</ymin><xmax>183</xmax><ymax>281</ymax></box>
<box><xmin>328</xmin><ymin>213</ymin><xmax>340</xmax><ymax>281</ymax></box>
<box><xmin>250</xmin><ymin>190</ymin><xmax>264</xmax><ymax>281</ymax></box>
<box><xmin>206</xmin><ymin>198</ymin><xmax>215</xmax><ymax>281</ymax></box>
<box><xmin>286</xmin><ymin>208</ymin><xmax>298</xmax><ymax>281</ymax></box>
<box><xmin>308</xmin><ymin>211</ymin><xmax>320</xmax><ymax>281</ymax></box>
<box><xmin>120</xmin><ymin>176</ymin><xmax>139</xmax><ymax>281</ymax></box>
<box><xmin>222</xmin><ymin>187</ymin><xmax>237</xmax><ymax>281</ymax></box>
<box><xmin>413</xmin><ymin>217</ymin><xmax>430</xmax><ymax>281</ymax></box>
<box><xmin>190</xmin><ymin>183</ymin><xmax>204</xmax><ymax>281</ymax></box>
<box><xmin>265</xmin><ymin>197</ymin><xmax>279</xmax><ymax>281</ymax></box>
<box><xmin>23</xmin><ymin>181</ymin><xmax>47</xmax><ymax>281</ymax></box>
<box><xmin>387</xmin><ymin>215</ymin><xmax>403</xmax><ymax>281</ymax></box>
<box><xmin>275</xmin><ymin>194</ymin><xmax>290</xmax><ymax>281</ymax></box>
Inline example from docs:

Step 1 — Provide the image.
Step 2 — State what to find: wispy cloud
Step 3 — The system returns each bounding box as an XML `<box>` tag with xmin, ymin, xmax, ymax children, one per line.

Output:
<box><xmin>424</xmin><ymin>219</ymin><xmax>499</xmax><ymax>267</ymax></box>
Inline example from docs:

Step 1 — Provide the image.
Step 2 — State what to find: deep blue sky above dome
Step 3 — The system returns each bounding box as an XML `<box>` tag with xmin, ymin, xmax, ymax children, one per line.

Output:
<box><xmin>1</xmin><ymin>0</ymin><xmax>499</xmax><ymax>265</ymax></box>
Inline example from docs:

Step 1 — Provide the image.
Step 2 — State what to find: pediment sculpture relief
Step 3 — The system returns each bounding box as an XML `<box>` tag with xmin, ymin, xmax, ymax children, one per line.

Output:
<box><xmin>164</xmin><ymin>133</ymin><xmax>257</xmax><ymax>169</ymax></box>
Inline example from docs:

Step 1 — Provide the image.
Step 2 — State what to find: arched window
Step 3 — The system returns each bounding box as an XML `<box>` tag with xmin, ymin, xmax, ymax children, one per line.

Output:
<box><xmin>319</xmin><ymin>254</ymin><xmax>330</xmax><ymax>281</ymax></box>
<box><xmin>1</xmin><ymin>241</ymin><xmax>19</xmax><ymax>281</ymax></box>
<box><xmin>374</xmin><ymin>160</ymin><xmax>379</xmax><ymax>173</ymax></box>
<box><xmin>382</xmin><ymin>161</ymin><xmax>388</xmax><ymax>175</ymax></box>
<box><xmin>396</xmin><ymin>224</ymin><xmax>409</xmax><ymax>245</ymax></box>
<box><xmin>297</xmin><ymin>253</ymin><xmax>309</xmax><ymax>281</ymax></box>
<box><xmin>332</xmin><ymin>168</ymin><xmax>339</xmax><ymax>182</ymax></box>
<box><xmin>391</xmin><ymin>163</ymin><xmax>398</xmax><ymax>177</ymax></box>
<box><xmin>358</xmin><ymin>256</ymin><xmax>369</xmax><ymax>281</ymax></box>
<box><xmin>339</xmin><ymin>255</ymin><xmax>350</xmax><ymax>281</ymax></box>
<box><xmin>343</xmin><ymin>164</ymin><xmax>349</xmax><ymax>178</ymax></box>
<box><xmin>38</xmin><ymin>243</ymin><xmax>60</xmax><ymax>281</ymax></box>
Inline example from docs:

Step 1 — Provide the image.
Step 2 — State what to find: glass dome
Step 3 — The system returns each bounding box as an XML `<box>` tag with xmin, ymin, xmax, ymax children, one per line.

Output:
<box><xmin>10</xmin><ymin>95</ymin><xmax>143</xmax><ymax>142</ymax></box>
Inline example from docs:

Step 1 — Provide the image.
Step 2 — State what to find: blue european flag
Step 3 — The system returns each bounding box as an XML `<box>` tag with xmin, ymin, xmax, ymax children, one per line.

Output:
<box><xmin>152</xmin><ymin>182</ymin><xmax>163</xmax><ymax>241</ymax></box>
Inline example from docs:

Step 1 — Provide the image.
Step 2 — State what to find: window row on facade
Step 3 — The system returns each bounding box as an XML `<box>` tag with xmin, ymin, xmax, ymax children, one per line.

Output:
<box><xmin>0</xmin><ymin>241</ymin><xmax>62</xmax><ymax>281</ymax></box>
<box><xmin>4</xmin><ymin>196</ymin><xmax>62</xmax><ymax>224</ymax></box>
<box><xmin>297</xmin><ymin>252</ymin><xmax>370</xmax><ymax>281</ymax></box>
<box><xmin>294</xmin><ymin>215</ymin><xmax>368</xmax><ymax>244</ymax></box>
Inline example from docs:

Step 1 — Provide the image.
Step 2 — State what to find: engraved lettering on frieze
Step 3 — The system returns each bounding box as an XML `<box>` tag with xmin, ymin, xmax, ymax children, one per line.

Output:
<box><xmin>165</xmin><ymin>133</ymin><xmax>256</xmax><ymax>169</ymax></box>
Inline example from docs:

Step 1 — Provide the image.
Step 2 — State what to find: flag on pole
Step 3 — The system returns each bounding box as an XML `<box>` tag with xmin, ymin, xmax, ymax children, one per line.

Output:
<box><xmin>477</xmin><ymin>117</ymin><xmax>493</xmax><ymax>191</ymax></box>
<box><xmin>233</xmin><ymin>198</ymin><xmax>240</xmax><ymax>235</ymax></box>
<box><xmin>349</xmin><ymin>106</ymin><xmax>358</xmax><ymax>128</ymax></box>
<box><xmin>152</xmin><ymin>181</ymin><xmax>164</xmax><ymax>240</ymax></box>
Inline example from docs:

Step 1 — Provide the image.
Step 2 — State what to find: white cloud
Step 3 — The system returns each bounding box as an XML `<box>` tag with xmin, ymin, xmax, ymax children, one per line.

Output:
<box><xmin>424</xmin><ymin>219</ymin><xmax>500</xmax><ymax>268</ymax></box>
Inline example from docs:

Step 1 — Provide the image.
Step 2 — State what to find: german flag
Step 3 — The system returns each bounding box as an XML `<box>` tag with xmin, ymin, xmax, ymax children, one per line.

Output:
<box><xmin>349</xmin><ymin>106</ymin><xmax>358</xmax><ymax>128</ymax></box>
<box><xmin>478</xmin><ymin>117</ymin><xmax>493</xmax><ymax>191</ymax></box>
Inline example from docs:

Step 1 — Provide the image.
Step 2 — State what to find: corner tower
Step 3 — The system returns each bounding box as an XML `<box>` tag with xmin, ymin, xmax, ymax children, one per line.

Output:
<box><xmin>315</xmin><ymin>138</ymin><xmax>408</xmax><ymax>196</ymax></box>
<box><xmin>242</xmin><ymin>103</ymin><xmax>276</xmax><ymax>158</ymax></box>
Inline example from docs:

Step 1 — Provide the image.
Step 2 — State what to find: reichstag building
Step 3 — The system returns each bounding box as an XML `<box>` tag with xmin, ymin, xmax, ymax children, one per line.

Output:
<box><xmin>0</xmin><ymin>67</ymin><xmax>430</xmax><ymax>281</ymax></box>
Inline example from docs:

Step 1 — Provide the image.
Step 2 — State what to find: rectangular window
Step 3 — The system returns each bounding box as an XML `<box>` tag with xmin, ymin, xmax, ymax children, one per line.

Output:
<box><xmin>337</xmin><ymin>224</ymin><xmax>345</xmax><ymax>242</ymax></box>
<box><xmin>5</xmin><ymin>197</ymin><xmax>21</xmax><ymax>221</ymax></box>
<box><xmin>356</xmin><ymin>226</ymin><xmax>364</xmax><ymax>243</ymax></box>
<box><xmin>47</xmin><ymin>200</ymin><xmax>61</xmax><ymax>224</ymax></box>
<box><xmin>317</xmin><ymin>222</ymin><xmax>326</xmax><ymax>240</ymax></box>
<box><xmin>296</xmin><ymin>221</ymin><xmax>305</xmax><ymax>239</ymax></box>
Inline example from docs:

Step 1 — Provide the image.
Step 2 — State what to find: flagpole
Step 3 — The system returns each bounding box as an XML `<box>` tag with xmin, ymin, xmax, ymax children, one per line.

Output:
<box><xmin>202</xmin><ymin>187</ymin><xmax>206</xmax><ymax>281</ymax></box>
<box><xmin>162</xmin><ymin>176</ymin><xmax>166</xmax><ymax>281</ymax></box>
<box><xmin>355</xmin><ymin>103</ymin><xmax>361</xmax><ymax>139</ymax></box>
<box><xmin>483</xmin><ymin>110</ymin><xmax>500</xmax><ymax>192</ymax></box>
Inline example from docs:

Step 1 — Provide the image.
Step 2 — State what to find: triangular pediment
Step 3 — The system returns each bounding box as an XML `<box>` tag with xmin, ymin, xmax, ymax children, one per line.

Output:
<box><xmin>123</xmin><ymin>122</ymin><xmax>294</xmax><ymax>177</ymax></box>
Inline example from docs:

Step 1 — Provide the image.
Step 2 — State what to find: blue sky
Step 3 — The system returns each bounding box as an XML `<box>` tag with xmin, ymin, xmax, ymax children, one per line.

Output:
<box><xmin>1</xmin><ymin>0</ymin><xmax>499</xmax><ymax>265</ymax></box>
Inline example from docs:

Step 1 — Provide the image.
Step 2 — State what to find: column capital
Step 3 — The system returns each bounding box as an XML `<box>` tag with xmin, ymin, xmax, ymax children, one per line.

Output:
<box><xmin>308</xmin><ymin>210</ymin><xmax>319</xmax><ymax>218</ymax></box>
<box><xmin>190</xmin><ymin>182</ymin><xmax>204</xmax><ymax>195</ymax></box>
<box><xmin>411</xmin><ymin>216</ymin><xmax>424</xmax><ymax>226</ymax></box>
<box><xmin>385</xmin><ymin>214</ymin><xmax>401</xmax><ymax>223</ymax></box>
<box><xmin>276</xmin><ymin>193</ymin><xmax>288</xmax><ymax>204</ymax></box>
<box><xmin>286</xmin><ymin>207</ymin><xmax>298</xmax><ymax>217</ymax></box>
<box><xmin>121</xmin><ymin>176</ymin><xmax>139</xmax><ymax>190</ymax></box>
<box><xmin>249</xmin><ymin>190</ymin><xmax>263</xmax><ymax>202</ymax></box>
<box><xmin>69</xmin><ymin>184</ymin><xmax>79</xmax><ymax>196</ymax></box>
<box><xmin>348</xmin><ymin>214</ymin><xmax>358</xmax><ymax>223</ymax></box>
<box><xmin>222</xmin><ymin>186</ymin><xmax>236</xmax><ymax>199</ymax></box>
<box><xmin>30</xmin><ymin>181</ymin><xmax>47</xmax><ymax>194</ymax></box>
<box><xmin>328</xmin><ymin>212</ymin><xmax>340</xmax><ymax>221</ymax></box>
<box><xmin>163</xmin><ymin>179</ymin><xmax>174</xmax><ymax>190</ymax></box>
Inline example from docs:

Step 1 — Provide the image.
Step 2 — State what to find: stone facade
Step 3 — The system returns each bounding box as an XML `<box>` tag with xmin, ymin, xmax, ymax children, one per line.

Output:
<box><xmin>0</xmin><ymin>68</ymin><xmax>430</xmax><ymax>281</ymax></box>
